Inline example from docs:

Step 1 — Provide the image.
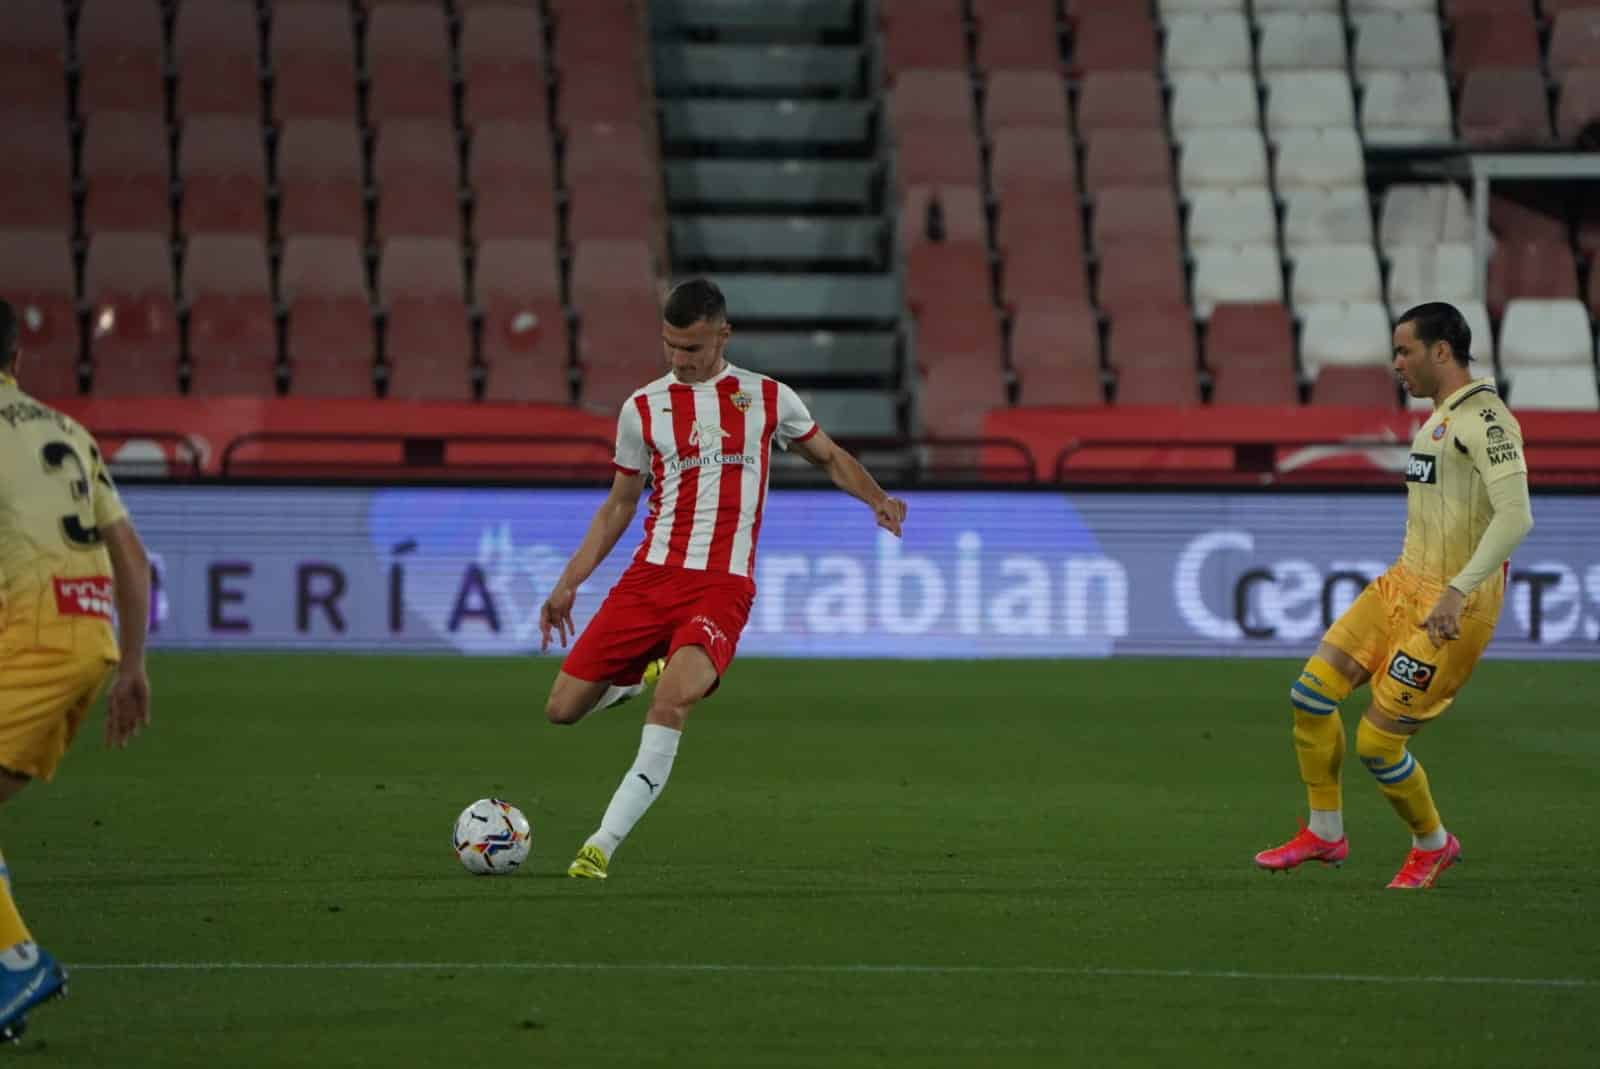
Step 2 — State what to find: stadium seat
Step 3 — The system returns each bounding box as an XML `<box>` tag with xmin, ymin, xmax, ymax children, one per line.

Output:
<box><xmin>1186</xmin><ymin>189</ymin><xmax>1277</xmax><ymax>248</ymax></box>
<box><xmin>1191</xmin><ymin>245</ymin><xmax>1284</xmax><ymax>319</ymax></box>
<box><xmin>976</xmin><ymin>8</ymin><xmax>1061</xmax><ymax>71</ymax></box>
<box><xmin>1291</xmin><ymin>244</ymin><xmax>1383</xmax><ymax>307</ymax></box>
<box><xmin>1557</xmin><ymin>70</ymin><xmax>1600</xmax><ymax>143</ymax></box>
<box><xmin>1386</xmin><ymin>244</ymin><xmax>1477</xmax><ymax>308</ymax></box>
<box><xmin>268</xmin><ymin>3</ymin><xmax>359</xmax><ymax>119</ymax></box>
<box><xmin>82</xmin><ymin>113</ymin><xmax>173</xmax><ymax>233</ymax></box>
<box><xmin>1379</xmin><ymin>184</ymin><xmax>1473</xmax><ymax>250</ymax></box>
<box><xmin>1008</xmin><ymin>296</ymin><xmax>1101</xmax><ymax>391</ymax></box>
<box><xmin>1489</xmin><ymin>192</ymin><xmax>1570</xmax><ymax>245</ymax></box>
<box><xmin>473</xmin><ymin>177</ymin><xmax>559</xmax><ymax>240</ymax></box>
<box><xmin>366</xmin><ymin>5</ymin><xmax>455</xmax><ymax>122</ymax></box>
<box><xmin>462</xmin><ymin>7</ymin><xmax>549</xmax><ymax>124</ymax></box>
<box><xmin>889</xmin><ymin>71</ymin><xmax>975</xmax><ymax>129</ymax></box>
<box><xmin>471</xmin><ymin>120</ymin><xmax>558</xmax><ymax>186</ymax></box>
<box><xmin>984</xmin><ymin>72</ymin><xmax>1069</xmax><ymax>130</ymax></box>
<box><xmin>1169</xmin><ymin>73</ymin><xmax>1259</xmax><ymax>140</ymax></box>
<box><xmin>1096</xmin><ymin>244</ymin><xmax>1188</xmax><ymax>318</ymax></box>
<box><xmin>1505</xmin><ymin>366</ymin><xmax>1600</xmax><ymax>410</ymax></box>
<box><xmin>1273</xmin><ymin>128</ymin><xmax>1365</xmax><ymax>190</ymax></box>
<box><xmin>179</xmin><ymin>117</ymin><xmax>269</xmax><ymax>236</ymax></box>
<box><xmin>1459</xmin><ymin>69</ymin><xmax>1555</xmax><ymax>147</ymax></box>
<box><xmin>1283</xmin><ymin>188</ymin><xmax>1374</xmax><ymax>252</ymax></box>
<box><xmin>0</xmin><ymin>116</ymin><xmax>72</xmax><ymax>227</ymax></box>
<box><xmin>1448</xmin><ymin>11</ymin><xmax>1540</xmax><ymax>79</ymax></box>
<box><xmin>1155</xmin><ymin>0</ymin><xmax>1246</xmax><ymax>12</ymax></box>
<box><xmin>1083</xmin><ymin>130</ymin><xmax>1173</xmax><ymax>194</ymax></box>
<box><xmin>1178</xmin><ymin>128</ymin><xmax>1269</xmax><ymax>195</ymax></box>
<box><xmin>1297</xmin><ymin>301</ymin><xmax>1392</xmax><ymax>378</ymax></box>
<box><xmin>881</xmin><ymin>6</ymin><xmax>966</xmax><ymax>71</ymax></box>
<box><xmin>560</xmin><ymin>67</ymin><xmax>649</xmax><ymax>127</ymax></box>
<box><xmin>1206</xmin><ymin>301</ymin><xmax>1299</xmax><ymax>405</ymax></box>
<box><xmin>1264</xmin><ymin>72</ymin><xmax>1356</xmax><ymax>140</ymax></box>
<box><xmin>379</xmin><ymin>238</ymin><xmax>473</xmax><ymax>402</ymax></box>
<box><xmin>0</xmin><ymin>49</ymin><xmax>67</xmax><ymax>120</ymax></box>
<box><xmin>1116</xmin><ymin>364</ymin><xmax>1202</xmax><ymax>405</ymax></box>
<box><xmin>1255</xmin><ymin>0</ymin><xmax>1340</xmax><ymax>10</ymax></box>
<box><xmin>1360</xmin><ymin>72</ymin><xmax>1454</xmax><ymax>146</ymax></box>
<box><xmin>1210</xmin><ymin>358</ymin><xmax>1299</xmax><ymax>405</ymax></box>
<box><xmin>920</xmin><ymin>359</ymin><xmax>1010</xmax><ymax>439</ymax></box>
<box><xmin>175</xmin><ymin>0</ymin><xmax>263</xmax><ymax>118</ymax></box>
<box><xmin>1488</xmin><ymin>241</ymin><xmax>1581</xmax><ymax>319</ymax></box>
<box><xmin>76</xmin><ymin>0</ymin><xmax>165</xmax><ymax>115</ymax></box>
<box><xmin>1069</xmin><ymin>10</ymin><xmax>1158</xmax><ymax>75</ymax></box>
<box><xmin>1353</xmin><ymin>13</ymin><xmax>1443</xmax><ymax>73</ymax></box>
<box><xmin>83</xmin><ymin>231</ymin><xmax>180</xmax><ymax>397</ymax></box>
<box><xmin>276</xmin><ymin>119</ymin><xmax>367</xmax><ymax>239</ymax></box>
<box><xmin>374</xmin><ymin>120</ymin><xmax>464</xmax><ymax>239</ymax></box>
<box><xmin>567</xmin><ymin>179</ymin><xmax>658</xmax><ymax>242</ymax></box>
<box><xmin>998</xmin><ymin>232</ymin><xmax>1091</xmax><ymax>306</ymax></box>
<box><xmin>1548</xmin><ymin>10</ymin><xmax>1600</xmax><ymax>80</ymax></box>
<box><xmin>1161</xmin><ymin>14</ymin><xmax>1252</xmax><ymax>72</ymax></box>
<box><xmin>895</xmin><ymin>125</ymin><xmax>984</xmax><ymax>190</ymax></box>
<box><xmin>989</xmin><ymin>126</ymin><xmax>1077</xmax><ymax>197</ymax></box>
<box><xmin>902</xmin><ymin>185</ymin><xmax>988</xmax><ymax>249</ymax></box>
<box><xmin>1257</xmin><ymin>13</ymin><xmax>1346</xmax><ymax>72</ymax></box>
<box><xmin>0</xmin><ymin>230</ymin><xmax>79</xmax><ymax>396</ymax></box>
<box><xmin>184</xmin><ymin>234</ymin><xmax>278</xmax><ymax>397</ymax></box>
<box><xmin>571</xmin><ymin>239</ymin><xmax>656</xmax><ymax>302</ymax></box>
<box><xmin>476</xmin><ymin>240</ymin><xmax>566</xmax><ymax>403</ymax></box>
<box><xmin>1075</xmin><ymin>72</ymin><xmax>1164</xmax><ymax>132</ymax></box>
<box><xmin>1348</xmin><ymin>0</ymin><xmax>1437</xmax><ymax>9</ymax></box>
<box><xmin>1093</xmin><ymin>188</ymin><xmax>1180</xmax><ymax>251</ymax></box>
<box><xmin>279</xmin><ymin>236</ymin><xmax>376</xmax><ymax>398</ymax></box>
<box><xmin>1311</xmin><ymin>365</ymin><xmax>1398</xmax><ymax>407</ymax></box>
<box><xmin>906</xmin><ymin>243</ymin><xmax>1002</xmax><ymax>355</ymax></box>
<box><xmin>995</xmin><ymin>187</ymin><xmax>1086</xmax><ymax>253</ymax></box>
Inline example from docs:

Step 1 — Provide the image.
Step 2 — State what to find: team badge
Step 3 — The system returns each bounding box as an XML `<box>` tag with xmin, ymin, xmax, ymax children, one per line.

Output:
<box><xmin>1431</xmin><ymin>422</ymin><xmax>1448</xmax><ymax>440</ymax></box>
<box><xmin>730</xmin><ymin>389</ymin><xmax>754</xmax><ymax>413</ymax></box>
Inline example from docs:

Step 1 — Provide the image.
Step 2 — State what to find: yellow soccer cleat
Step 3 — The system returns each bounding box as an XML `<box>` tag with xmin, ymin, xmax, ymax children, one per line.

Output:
<box><xmin>642</xmin><ymin>657</ymin><xmax>666</xmax><ymax>687</ymax></box>
<box><xmin>567</xmin><ymin>844</ymin><xmax>609</xmax><ymax>880</ymax></box>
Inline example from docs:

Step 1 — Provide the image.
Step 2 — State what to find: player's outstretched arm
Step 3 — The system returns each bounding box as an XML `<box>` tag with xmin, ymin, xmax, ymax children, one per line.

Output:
<box><xmin>101</xmin><ymin>517</ymin><xmax>152</xmax><ymax>748</ymax></box>
<box><xmin>1424</xmin><ymin>469</ymin><xmax>1534</xmax><ymax>646</ymax></box>
<box><xmin>539</xmin><ymin>471</ymin><xmax>646</xmax><ymax>650</ymax></box>
<box><xmin>791</xmin><ymin>428</ymin><xmax>907</xmax><ymax>537</ymax></box>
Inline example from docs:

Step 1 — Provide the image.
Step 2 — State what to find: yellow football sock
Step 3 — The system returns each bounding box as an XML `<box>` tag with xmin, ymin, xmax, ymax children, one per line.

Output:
<box><xmin>1290</xmin><ymin>657</ymin><xmax>1353</xmax><ymax>811</ymax></box>
<box><xmin>1357</xmin><ymin>719</ymin><xmax>1442</xmax><ymax>837</ymax></box>
<box><xmin>0</xmin><ymin>850</ymin><xmax>30</xmax><ymax>950</ymax></box>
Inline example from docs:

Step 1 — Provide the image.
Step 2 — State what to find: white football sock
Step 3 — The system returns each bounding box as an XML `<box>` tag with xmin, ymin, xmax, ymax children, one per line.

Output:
<box><xmin>1414</xmin><ymin>825</ymin><xmax>1449</xmax><ymax>851</ymax></box>
<box><xmin>587</xmin><ymin>683</ymin><xmax>644</xmax><ymax>717</ymax></box>
<box><xmin>1308</xmin><ymin>809</ymin><xmax>1344</xmax><ymax>842</ymax></box>
<box><xmin>0</xmin><ymin>942</ymin><xmax>38</xmax><ymax>972</ymax></box>
<box><xmin>586</xmin><ymin>724</ymin><xmax>680</xmax><ymax>858</ymax></box>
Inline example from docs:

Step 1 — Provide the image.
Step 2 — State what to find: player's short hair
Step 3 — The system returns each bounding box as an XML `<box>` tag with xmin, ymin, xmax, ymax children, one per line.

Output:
<box><xmin>0</xmin><ymin>299</ymin><xmax>17</xmax><ymax>371</ymax></box>
<box><xmin>1397</xmin><ymin>302</ymin><xmax>1472</xmax><ymax>366</ymax></box>
<box><xmin>663</xmin><ymin>278</ymin><xmax>727</xmax><ymax>328</ymax></box>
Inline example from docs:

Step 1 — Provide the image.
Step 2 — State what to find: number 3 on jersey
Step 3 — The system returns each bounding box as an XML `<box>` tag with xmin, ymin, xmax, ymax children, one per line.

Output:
<box><xmin>40</xmin><ymin>440</ymin><xmax>103</xmax><ymax>547</ymax></box>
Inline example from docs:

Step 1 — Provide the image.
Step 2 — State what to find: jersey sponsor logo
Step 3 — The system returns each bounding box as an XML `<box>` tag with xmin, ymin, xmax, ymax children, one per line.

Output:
<box><xmin>53</xmin><ymin>576</ymin><xmax>113</xmax><ymax>620</ymax></box>
<box><xmin>1431</xmin><ymin>422</ymin><xmax>1448</xmax><ymax>441</ymax></box>
<box><xmin>1386</xmin><ymin>651</ymin><xmax>1436</xmax><ymax>692</ymax></box>
<box><xmin>1404</xmin><ymin>453</ymin><xmax>1437</xmax><ymax>484</ymax></box>
<box><xmin>1486</xmin><ymin>427</ymin><xmax>1521</xmax><ymax>466</ymax></box>
<box><xmin>687</xmin><ymin>420</ymin><xmax>728</xmax><ymax>450</ymax></box>
<box><xmin>1485</xmin><ymin>425</ymin><xmax>1506</xmax><ymax>443</ymax></box>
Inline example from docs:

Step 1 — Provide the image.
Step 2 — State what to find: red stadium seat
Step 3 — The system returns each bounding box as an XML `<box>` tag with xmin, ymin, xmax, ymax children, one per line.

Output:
<box><xmin>567</xmin><ymin>180</ymin><xmax>658</xmax><ymax>241</ymax></box>
<box><xmin>1459</xmin><ymin>69</ymin><xmax>1554</xmax><ymax>147</ymax></box>
<box><xmin>1206</xmin><ymin>302</ymin><xmax>1294</xmax><ymax>368</ymax></box>
<box><xmin>373</xmin><ymin>120</ymin><xmax>463</xmax><ymax>240</ymax></box>
<box><xmin>905</xmin><ymin>242</ymin><xmax>1000</xmax><ymax>354</ymax></box>
<box><xmin>1095</xmin><ymin>244</ymin><xmax>1187</xmax><ymax>319</ymax></box>
<box><xmin>1116</xmin><ymin>364</ymin><xmax>1201</xmax><ymax>406</ymax></box>
<box><xmin>1311</xmin><ymin>366</ymin><xmax>1398</xmax><ymax>408</ymax></box>
<box><xmin>0</xmin><ymin>1</ymin><xmax>69</xmax><ymax>117</ymax></box>
<box><xmin>268</xmin><ymin>3</ymin><xmax>359</xmax><ymax>119</ymax></box>
<box><xmin>894</xmin><ymin>125</ymin><xmax>984</xmax><ymax>190</ymax></box>
<box><xmin>1009</xmin><ymin>295</ymin><xmax>1102</xmax><ymax>405</ymax></box>
<box><xmin>889</xmin><ymin>70</ymin><xmax>975</xmax><ymax>128</ymax></box>
<box><xmin>1448</xmin><ymin>11</ymin><xmax>1540</xmax><ymax>79</ymax></box>
<box><xmin>472</xmin><ymin>179</ymin><xmax>558</xmax><ymax>240</ymax></box>
<box><xmin>1490</xmin><ymin>191</ymin><xmax>1570</xmax><ymax>246</ymax></box>
<box><xmin>276</xmin><ymin>120</ymin><xmax>367</xmax><ymax>239</ymax></box>
<box><xmin>82</xmin><ymin>113</ymin><xmax>172</xmax><ymax>233</ymax></box>
<box><xmin>0</xmin><ymin>229</ymin><xmax>79</xmax><ymax>397</ymax></box>
<box><xmin>365</xmin><ymin>5</ymin><xmax>456</xmax><ymax>121</ymax></box>
<box><xmin>279</xmin><ymin>236</ymin><xmax>375</xmax><ymax>397</ymax></box>
<box><xmin>1558</xmin><ymin>70</ymin><xmax>1600</xmax><ymax>142</ymax></box>
<box><xmin>881</xmin><ymin>6</ymin><xmax>966</xmax><ymax>72</ymax></box>
<box><xmin>1091</xmin><ymin>187</ymin><xmax>1180</xmax><ymax>253</ymax></box>
<box><xmin>562</xmin><ymin>122</ymin><xmax>650</xmax><ymax>184</ymax></box>
<box><xmin>920</xmin><ymin>358</ymin><xmax>1009</xmax><ymax>438</ymax></box>
<box><xmin>984</xmin><ymin>71</ymin><xmax>1069</xmax><ymax>130</ymax></box>
<box><xmin>179</xmin><ymin>117</ymin><xmax>269</xmax><ymax>236</ymax></box>
<box><xmin>77</xmin><ymin>0</ymin><xmax>165</xmax><ymax>115</ymax></box>
<box><xmin>1069</xmin><ymin>9</ymin><xmax>1158</xmax><ymax>75</ymax></box>
<box><xmin>83</xmin><ymin>231</ymin><xmax>179</xmax><ymax>397</ymax></box>
<box><xmin>175</xmin><ymin>0</ymin><xmax>263</xmax><ymax>118</ymax></box>
<box><xmin>989</xmin><ymin>126</ymin><xmax>1077</xmax><ymax>197</ymax></box>
<box><xmin>559</xmin><ymin>67</ymin><xmax>648</xmax><ymax>126</ymax></box>
<box><xmin>976</xmin><ymin>9</ymin><xmax>1062</xmax><ymax>72</ymax></box>
<box><xmin>553</xmin><ymin>6</ymin><xmax>644</xmax><ymax>70</ymax></box>
<box><xmin>0</xmin><ymin>116</ymin><xmax>72</xmax><ymax>227</ymax></box>
<box><xmin>184</xmin><ymin>234</ymin><xmax>277</xmax><ymax>397</ymax></box>
<box><xmin>570</xmin><ymin>239</ymin><xmax>655</xmax><ymax>298</ymax></box>
<box><xmin>1487</xmin><ymin>240</ymin><xmax>1580</xmax><ymax>317</ymax></box>
<box><xmin>1548</xmin><ymin>10</ymin><xmax>1600</xmax><ymax>80</ymax></box>
<box><xmin>1106</xmin><ymin>308</ymin><xmax>1197</xmax><ymax>371</ymax></box>
<box><xmin>1077</xmin><ymin>71</ymin><xmax>1164</xmax><ymax>133</ymax></box>
<box><xmin>471</xmin><ymin>121</ymin><xmax>558</xmax><ymax>185</ymax></box>
<box><xmin>481</xmin><ymin>296</ymin><xmax>570</xmax><ymax>404</ymax></box>
<box><xmin>476</xmin><ymin>239</ymin><xmax>562</xmax><ymax>304</ymax></box>
<box><xmin>1083</xmin><ymin>130</ymin><xmax>1172</xmax><ymax>196</ymax></box>
<box><xmin>462</xmin><ymin>7</ymin><xmax>548</xmax><ymax>123</ymax></box>
<box><xmin>900</xmin><ymin>185</ymin><xmax>987</xmax><ymax>249</ymax></box>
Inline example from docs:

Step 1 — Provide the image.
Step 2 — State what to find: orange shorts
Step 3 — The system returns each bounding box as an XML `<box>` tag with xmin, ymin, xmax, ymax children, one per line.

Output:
<box><xmin>1322</xmin><ymin>566</ymin><xmax>1498</xmax><ymax>724</ymax></box>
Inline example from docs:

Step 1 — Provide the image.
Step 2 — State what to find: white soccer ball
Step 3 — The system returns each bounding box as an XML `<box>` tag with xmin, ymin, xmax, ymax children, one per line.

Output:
<box><xmin>452</xmin><ymin>798</ymin><xmax>532</xmax><ymax>875</ymax></box>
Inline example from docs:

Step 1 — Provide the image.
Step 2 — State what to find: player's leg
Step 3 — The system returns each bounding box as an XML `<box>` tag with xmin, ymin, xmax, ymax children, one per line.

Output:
<box><xmin>545</xmin><ymin>567</ymin><xmax>670</xmax><ymax>726</ymax></box>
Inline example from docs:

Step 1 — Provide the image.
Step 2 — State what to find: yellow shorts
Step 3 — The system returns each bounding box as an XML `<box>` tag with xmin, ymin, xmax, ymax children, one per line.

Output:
<box><xmin>0</xmin><ymin>640</ymin><xmax>116</xmax><ymax>782</ymax></box>
<box><xmin>1322</xmin><ymin>566</ymin><xmax>1498</xmax><ymax>724</ymax></box>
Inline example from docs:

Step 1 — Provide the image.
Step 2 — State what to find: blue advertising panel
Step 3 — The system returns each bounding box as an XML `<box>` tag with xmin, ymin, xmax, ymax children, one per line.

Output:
<box><xmin>124</xmin><ymin>486</ymin><xmax>1600</xmax><ymax>659</ymax></box>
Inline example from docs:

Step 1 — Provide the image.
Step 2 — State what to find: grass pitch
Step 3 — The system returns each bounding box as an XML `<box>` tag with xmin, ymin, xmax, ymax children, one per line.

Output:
<box><xmin>6</xmin><ymin>653</ymin><xmax>1597</xmax><ymax>1067</ymax></box>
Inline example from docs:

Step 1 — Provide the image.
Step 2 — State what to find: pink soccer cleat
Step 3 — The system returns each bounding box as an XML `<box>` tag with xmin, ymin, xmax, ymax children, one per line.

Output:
<box><xmin>1254</xmin><ymin>823</ymin><xmax>1349</xmax><ymax>872</ymax></box>
<box><xmin>1386</xmin><ymin>833</ymin><xmax>1462</xmax><ymax>889</ymax></box>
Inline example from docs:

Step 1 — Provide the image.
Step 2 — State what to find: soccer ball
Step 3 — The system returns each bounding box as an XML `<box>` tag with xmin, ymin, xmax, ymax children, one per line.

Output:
<box><xmin>452</xmin><ymin>798</ymin><xmax>532</xmax><ymax>875</ymax></box>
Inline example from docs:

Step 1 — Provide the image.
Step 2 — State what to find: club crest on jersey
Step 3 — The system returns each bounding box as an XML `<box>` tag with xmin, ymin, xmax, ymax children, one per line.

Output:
<box><xmin>1404</xmin><ymin>453</ymin><xmax>1437</xmax><ymax>484</ymax></box>
<box><xmin>730</xmin><ymin>390</ymin><xmax>754</xmax><ymax>413</ymax></box>
<box><xmin>1386</xmin><ymin>652</ymin><xmax>1436</xmax><ymax>692</ymax></box>
<box><xmin>1431</xmin><ymin>422</ymin><xmax>1448</xmax><ymax>441</ymax></box>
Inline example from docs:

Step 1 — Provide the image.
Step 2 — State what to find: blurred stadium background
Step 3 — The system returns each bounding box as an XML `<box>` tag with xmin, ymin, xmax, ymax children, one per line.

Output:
<box><xmin>3</xmin><ymin>0</ymin><xmax>1598</xmax><ymax>1065</ymax></box>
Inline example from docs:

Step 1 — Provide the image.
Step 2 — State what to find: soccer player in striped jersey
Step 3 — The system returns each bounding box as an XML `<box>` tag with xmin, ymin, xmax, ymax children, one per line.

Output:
<box><xmin>1254</xmin><ymin>302</ymin><xmax>1534</xmax><ymax>889</ymax></box>
<box><xmin>0</xmin><ymin>299</ymin><xmax>153</xmax><ymax>1039</ymax></box>
<box><xmin>538</xmin><ymin>279</ymin><xmax>907</xmax><ymax>879</ymax></box>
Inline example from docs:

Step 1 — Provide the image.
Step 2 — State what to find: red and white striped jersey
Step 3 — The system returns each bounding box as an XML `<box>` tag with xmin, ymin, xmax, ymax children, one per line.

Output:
<box><xmin>612</xmin><ymin>364</ymin><xmax>816</xmax><ymax>578</ymax></box>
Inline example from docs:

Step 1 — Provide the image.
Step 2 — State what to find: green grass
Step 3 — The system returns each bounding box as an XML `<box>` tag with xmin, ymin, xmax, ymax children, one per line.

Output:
<box><xmin>5</xmin><ymin>654</ymin><xmax>1597</xmax><ymax>1067</ymax></box>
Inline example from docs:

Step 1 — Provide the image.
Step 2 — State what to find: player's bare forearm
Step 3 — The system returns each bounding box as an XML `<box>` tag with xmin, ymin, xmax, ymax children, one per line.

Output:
<box><xmin>102</xmin><ymin>518</ymin><xmax>150</xmax><ymax>665</ymax></box>
<box><xmin>555</xmin><ymin>473</ymin><xmax>644</xmax><ymax>590</ymax></box>
<box><xmin>792</xmin><ymin>429</ymin><xmax>906</xmax><ymax>536</ymax></box>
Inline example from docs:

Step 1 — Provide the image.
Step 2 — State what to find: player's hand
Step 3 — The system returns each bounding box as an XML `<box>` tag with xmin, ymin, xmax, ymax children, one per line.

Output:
<box><xmin>1422</xmin><ymin>587</ymin><xmax>1466</xmax><ymax>647</ymax></box>
<box><xmin>539</xmin><ymin>585</ymin><xmax>577</xmax><ymax>651</ymax></box>
<box><xmin>104</xmin><ymin>663</ymin><xmax>151</xmax><ymax>749</ymax></box>
<box><xmin>873</xmin><ymin>495</ymin><xmax>907</xmax><ymax>538</ymax></box>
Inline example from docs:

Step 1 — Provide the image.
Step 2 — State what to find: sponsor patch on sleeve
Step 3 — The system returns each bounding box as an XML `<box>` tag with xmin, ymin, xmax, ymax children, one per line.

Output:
<box><xmin>53</xmin><ymin>576</ymin><xmax>114</xmax><ymax>621</ymax></box>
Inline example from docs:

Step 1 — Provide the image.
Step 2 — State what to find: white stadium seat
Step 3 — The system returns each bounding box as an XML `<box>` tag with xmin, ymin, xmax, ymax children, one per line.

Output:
<box><xmin>1157</xmin><ymin>0</ymin><xmax>1245</xmax><ymax>16</ymax></box>
<box><xmin>1265</xmin><ymin>72</ymin><xmax>1356</xmax><ymax>138</ymax></box>
<box><xmin>1163</xmin><ymin>13</ymin><xmax>1253</xmax><ymax>72</ymax></box>
<box><xmin>1386</xmin><ymin>244</ymin><xmax>1477</xmax><ymax>308</ymax></box>
<box><xmin>1354</xmin><ymin>13</ymin><xmax>1445</xmax><ymax>74</ymax></box>
<box><xmin>1257</xmin><ymin>0</ymin><xmax>1339</xmax><ymax>10</ymax></box>
<box><xmin>1187</xmin><ymin>189</ymin><xmax>1277</xmax><ymax>246</ymax></box>
<box><xmin>1170</xmin><ymin>73</ymin><xmax>1259</xmax><ymax>139</ymax></box>
<box><xmin>1379</xmin><ymin>184</ymin><xmax>1474</xmax><ymax>251</ymax></box>
<box><xmin>1499</xmin><ymin>299</ymin><xmax>1598</xmax><ymax>366</ymax></box>
<box><xmin>1291</xmin><ymin>243</ymin><xmax>1384</xmax><ymax>306</ymax></box>
<box><xmin>1273</xmin><ymin>128</ymin><xmax>1365</xmax><ymax>188</ymax></box>
<box><xmin>1257</xmin><ymin>14</ymin><xmax>1347</xmax><ymax>72</ymax></box>
<box><xmin>1349</xmin><ymin>0</ymin><xmax>1437</xmax><ymax>13</ymax></box>
<box><xmin>1192</xmin><ymin>244</ymin><xmax>1285</xmax><ymax>319</ymax></box>
<box><xmin>1298</xmin><ymin>301</ymin><xmax>1393</xmax><ymax>376</ymax></box>
<box><xmin>1283</xmin><ymin>188</ymin><xmax>1374</xmax><ymax>251</ymax></box>
<box><xmin>1506</xmin><ymin>366</ymin><xmax>1600</xmax><ymax>410</ymax></box>
<box><xmin>1361</xmin><ymin>71</ymin><xmax>1454</xmax><ymax>146</ymax></box>
<box><xmin>1179</xmin><ymin>127</ymin><xmax>1269</xmax><ymax>194</ymax></box>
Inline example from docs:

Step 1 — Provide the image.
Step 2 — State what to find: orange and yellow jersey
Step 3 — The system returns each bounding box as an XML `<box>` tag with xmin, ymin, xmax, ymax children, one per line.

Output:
<box><xmin>0</xmin><ymin>372</ymin><xmax>125</xmax><ymax>658</ymax></box>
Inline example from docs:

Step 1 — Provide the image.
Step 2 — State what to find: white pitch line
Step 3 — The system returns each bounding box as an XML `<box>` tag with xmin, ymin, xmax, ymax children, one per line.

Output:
<box><xmin>68</xmin><ymin>962</ymin><xmax>1593</xmax><ymax>989</ymax></box>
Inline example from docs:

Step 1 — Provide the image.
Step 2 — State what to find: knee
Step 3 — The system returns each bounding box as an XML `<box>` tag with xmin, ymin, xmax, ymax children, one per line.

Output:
<box><xmin>544</xmin><ymin>696</ymin><xmax>583</xmax><ymax>726</ymax></box>
<box><xmin>646</xmin><ymin>694</ymin><xmax>692</xmax><ymax>732</ymax></box>
<box><xmin>1356</xmin><ymin>719</ymin><xmax>1414</xmax><ymax>784</ymax></box>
